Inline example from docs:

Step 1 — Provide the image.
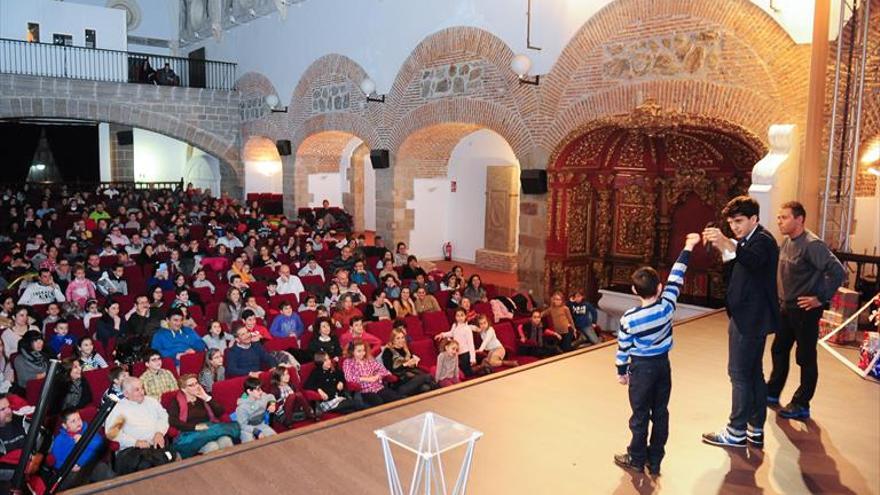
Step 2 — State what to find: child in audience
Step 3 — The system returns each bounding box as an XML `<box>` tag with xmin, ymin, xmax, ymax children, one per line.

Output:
<box><xmin>82</xmin><ymin>299</ymin><xmax>102</xmax><ymax>332</ymax></box>
<box><xmin>475</xmin><ymin>314</ymin><xmax>518</xmax><ymax>368</ymax></box>
<box><xmin>446</xmin><ymin>289</ymin><xmax>463</xmax><ymax>309</ymax></box>
<box><xmin>76</xmin><ymin>336</ymin><xmax>109</xmax><ymax>371</ymax></box>
<box><xmin>435</xmin><ymin>339</ymin><xmax>461</xmax><ymax>387</ymax></box>
<box><xmin>50</xmin><ymin>409</ymin><xmax>112</xmax><ymax>489</ymax></box>
<box><xmin>517</xmin><ymin>309</ymin><xmax>561</xmax><ymax>358</ymax></box>
<box><xmin>342</xmin><ymin>340</ymin><xmax>401</xmax><ymax>407</ymax></box>
<box><xmin>65</xmin><ymin>266</ymin><xmax>97</xmax><ymax>310</ymax></box>
<box><xmin>298</xmin><ymin>295</ymin><xmax>319</xmax><ymax>313</ymax></box>
<box><xmin>568</xmin><ymin>289</ymin><xmax>601</xmax><ymax>346</ymax></box>
<box><xmin>458</xmin><ymin>297</ymin><xmax>478</xmax><ymax>323</ymax></box>
<box><xmin>236</xmin><ymin>377</ymin><xmax>278</xmax><ymax>442</ymax></box>
<box><xmin>140</xmin><ymin>349</ymin><xmax>178</xmax><ymax>398</ymax></box>
<box><xmin>308</xmin><ymin>316</ymin><xmax>342</xmax><ymax>360</ymax></box>
<box><xmin>202</xmin><ymin>320</ymin><xmax>234</xmax><ymax>350</ymax></box>
<box><xmin>42</xmin><ymin>302</ymin><xmax>62</xmax><ymax>333</ymax></box>
<box><xmin>542</xmin><ymin>291</ymin><xmax>577</xmax><ymax>351</ymax></box>
<box><xmin>269</xmin><ymin>301</ymin><xmax>305</xmax><ymax>342</ymax></box>
<box><xmin>244</xmin><ymin>295</ymin><xmax>266</xmax><ymax>319</ymax></box>
<box><xmin>198</xmin><ymin>348</ymin><xmax>225</xmax><ymax>393</ymax></box>
<box><xmin>433</xmin><ymin>308</ymin><xmax>479</xmax><ymax>377</ymax></box>
<box><xmin>266</xmin><ymin>280</ymin><xmax>279</xmax><ymax>298</ymax></box>
<box><xmin>382</xmin><ymin>275</ymin><xmax>401</xmax><ymax>300</ymax></box>
<box><xmin>304</xmin><ymin>351</ymin><xmax>363</xmax><ymax>415</ymax></box>
<box><xmin>103</xmin><ymin>365</ymin><xmax>129</xmax><ymax>401</ymax></box>
<box><xmin>323</xmin><ymin>283</ymin><xmax>341</xmax><ymax>309</ymax></box>
<box><xmin>192</xmin><ymin>268</ymin><xmax>216</xmax><ymax>294</ymax></box>
<box><xmin>269</xmin><ymin>365</ymin><xmax>315</xmax><ymax>428</ymax></box>
<box><xmin>241</xmin><ymin>309</ymin><xmax>272</xmax><ymax>341</ymax></box>
<box><xmin>48</xmin><ymin>320</ymin><xmax>74</xmax><ymax>356</ymax></box>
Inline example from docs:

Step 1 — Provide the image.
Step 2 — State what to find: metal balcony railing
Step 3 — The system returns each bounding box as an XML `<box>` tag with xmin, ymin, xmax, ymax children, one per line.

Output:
<box><xmin>0</xmin><ymin>38</ymin><xmax>237</xmax><ymax>90</ymax></box>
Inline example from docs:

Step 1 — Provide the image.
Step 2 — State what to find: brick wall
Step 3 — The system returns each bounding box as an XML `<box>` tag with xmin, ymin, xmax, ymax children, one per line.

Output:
<box><xmin>108</xmin><ymin>123</ymin><xmax>134</xmax><ymax>181</ymax></box>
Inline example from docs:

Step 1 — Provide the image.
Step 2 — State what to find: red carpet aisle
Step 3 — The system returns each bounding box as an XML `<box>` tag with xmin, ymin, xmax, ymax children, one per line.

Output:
<box><xmin>67</xmin><ymin>312</ymin><xmax>879</xmax><ymax>495</ymax></box>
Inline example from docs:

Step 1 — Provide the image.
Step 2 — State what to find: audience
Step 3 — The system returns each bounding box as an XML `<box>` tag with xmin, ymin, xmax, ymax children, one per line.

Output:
<box><xmin>226</xmin><ymin>322</ymin><xmax>277</xmax><ymax>378</ymax></box>
<box><xmin>150</xmin><ymin>308</ymin><xmax>206</xmax><ymax>363</ymax></box>
<box><xmin>139</xmin><ymin>350</ymin><xmax>178</xmax><ymax>399</ymax></box>
<box><xmin>167</xmin><ymin>374</ymin><xmax>235</xmax><ymax>458</ymax></box>
<box><xmin>104</xmin><ymin>377</ymin><xmax>173</xmax><ymax>475</ymax></box>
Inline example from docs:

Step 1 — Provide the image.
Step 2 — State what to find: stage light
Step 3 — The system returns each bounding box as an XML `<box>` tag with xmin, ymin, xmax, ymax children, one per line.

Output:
<box><xmin>861</xmin><ymin>140</ymin><xmax>880</xmax><ymax>164</ymax></box>
<box><xmin>34</xmin><ymin>163</ymin><xmax>45</xmax><ymax>171</ymax></box>
<box><xmin>511</xmin><ymin>54</ymin><xmax>539</xmax><ymax>86</ymax></box>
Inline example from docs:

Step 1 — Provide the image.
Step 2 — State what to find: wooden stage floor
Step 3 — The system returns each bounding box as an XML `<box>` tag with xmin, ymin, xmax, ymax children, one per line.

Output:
<box><xmin>68</xmin><ymin>312</ymin><xmax>879</xmax><ymax>494</ymax></box>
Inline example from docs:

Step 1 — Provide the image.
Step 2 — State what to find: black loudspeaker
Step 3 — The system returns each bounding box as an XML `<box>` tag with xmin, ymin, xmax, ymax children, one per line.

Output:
<box><xmin>520</xmin><ymin>169</ymin><xmax>548</xmax><ymax>194</ymax></box>
<box><xmin>370</xmin><ymin>149</ymin><xmax>390</xmax><ymax>169</ymax></box>
<box><xmin>116</xmin><ymin>130</ymin><xmax>133</xmax><ymax>146</ymax></box>
<box><xmin>276</xmin><ymin>140</ymin><xmax>292</xmax><ymax>156</ymax></box>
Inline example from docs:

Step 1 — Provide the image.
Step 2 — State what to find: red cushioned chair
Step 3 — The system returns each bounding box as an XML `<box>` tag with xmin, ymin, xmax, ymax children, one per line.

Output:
<box><xmin>366</xmin><ymin>320</ymin><xmax>393</xmax><ymax>344</ymax></box>
<box><xmin>83</xmin><ymin>368</ymin><xmax>111</xmax><ymax>407</ymax></box>
<box><xmin>404</xmin><ymin>315</ymin><xmax>425</xmax><ymax>340</ymax></box>
<box><xmin>420</xmin><ymin>311</ymin><xmax>450</xmax><ymax>337</ymax></box>
<box><xmin>179</xmin><ymin>351</ymin><xmax>205</xmax><ymax>376</ymax></box>
<box><xmin>211</xmin><ymin>376</ymin><xmax>248</xmax><ymax>414</ymax></box>
<box><xmin>264</xmin><ymin>336</ymin><xmax>298</xmax><ymax>352</ymax></box>
<box><xmin>494</xmin><ymin>321</ymin><xmax>538</xmax><ymax>365</ymax></box>
<box><xmin>409</xmin><ymin>338</ymin><xmax>437</xmax><ymax>372</ymax></box>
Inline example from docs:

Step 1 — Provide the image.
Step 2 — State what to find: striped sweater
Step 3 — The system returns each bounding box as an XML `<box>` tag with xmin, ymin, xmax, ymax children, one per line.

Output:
<box><xmin>615</xmin><ymin>250</ymin><xmax>690</xmax><ymax>375</ymax></box>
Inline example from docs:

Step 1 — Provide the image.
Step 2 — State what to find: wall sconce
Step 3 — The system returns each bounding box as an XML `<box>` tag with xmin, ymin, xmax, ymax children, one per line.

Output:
<box><xmin>360</xmin><ymin>78</ymin><xmax>386</xmax><ymax>103</ymax></box>
<box><xmin>265</xmin><ymin>94</ymin><xmax>288</xmax><ymax>113</ymax></box>
<box><xmin>868</xmin><ymin>166</ymin><xmax>880</xmax><ymax>177</ymax></box>
<box><xmin>511</xmin><ymin>54</ymin><xmax>539</xmax><ymax>86</ymax></box>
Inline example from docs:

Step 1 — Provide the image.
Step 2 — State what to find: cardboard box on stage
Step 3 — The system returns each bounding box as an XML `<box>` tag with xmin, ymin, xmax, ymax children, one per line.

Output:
<box><xmin>820</xmin><ymin>317</ymin><xmax>858</xmax><ymax>344</ymax></box>
<box><xmin>830</xmin><ymin>288</ymin><xmax>859</xmax><ymax>317</ymax></box>
<box><xmin>822</xmin><ymin>310</ymin><xmax>844</xmax><ymax>325</ymax></box>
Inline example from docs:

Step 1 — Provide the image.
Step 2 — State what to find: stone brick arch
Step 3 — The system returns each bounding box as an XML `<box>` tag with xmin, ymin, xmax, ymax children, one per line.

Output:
<box><xmin>539</xmin><ymin>0</ymin><xmax>810</xmax><ymax>152</ymax></box>
<box><xmin>387</xmin><ymin>26</ymin><xmax>538</xmax><ymax>131</ymax></box>
<box><xmin>238</xmin><ymin>71</ymin><xmax>286</xmax><ymax>142</ymax></box>
<box><xmin>287</xmin><ymin>54</ymin><xmax>378</xmax><ymax>131</ymax></box>
<box><xmin>389</xmin><ymin>98</ymin><xmax>534</xmax><ymax>161</ymax></box>
<box><xmin>289</xmin><ymin>130</ymin><xmax>363</xmax><ymax>211</ymax></box>
<box><xmin>0</xmin><ymin>93</ymin><xmax>242</xmax><ymax>195</ymax></box>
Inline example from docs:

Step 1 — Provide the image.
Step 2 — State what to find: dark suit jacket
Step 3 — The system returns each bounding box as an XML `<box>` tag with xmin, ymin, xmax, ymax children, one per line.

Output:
<box><xmin>724</xmin><ymin>224</ymin><xmax>781</xmax><ymax>336</ymax></box>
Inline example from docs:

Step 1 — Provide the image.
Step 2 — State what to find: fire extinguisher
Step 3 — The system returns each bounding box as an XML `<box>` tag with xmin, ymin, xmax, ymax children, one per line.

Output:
<box><xmin>443</xmin><ymin>242</ymin><xmax>452</xmax><ymax>261</ymax></box>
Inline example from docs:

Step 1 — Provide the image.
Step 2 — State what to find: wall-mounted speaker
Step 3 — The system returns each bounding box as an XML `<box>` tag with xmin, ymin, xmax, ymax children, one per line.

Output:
<box><xmin>116</xmin><ymin>130</ymin><xmax>133</xmax><ymax>146</ymax></box>
<box><xmin>276</xmin><ymin>139</ymin><xmax>292</xmax><ymax>156</ymax></box>
<box><xmin>520</xmin><ymin>169</ymin><xmax>548</xmax><ymax>194</ymax></box>
<box><xmin>370</xmin><ymin>149</ymin><xmax>390</xmax><ymax>169</ymax></box>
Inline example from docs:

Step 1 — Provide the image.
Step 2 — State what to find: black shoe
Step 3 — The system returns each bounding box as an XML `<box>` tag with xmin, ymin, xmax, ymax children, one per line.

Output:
<box><xmin>778</xmin><ymin>402</ymin><xmax>810</xmax><ymax>419</ymax></box>
<box><xmin>702</xmin><ymin>430</ymin><xmax>746</xmax><ymax>448</ymax></box>
<box><xmin>746</xmin><ymin>428</ymin><xmax>764</xmax><ymax>447</ymax></box>
<box><xmin>613</xmin><ymin>453</ymin><xmax>644</xmax><ymax>473</ymax></box>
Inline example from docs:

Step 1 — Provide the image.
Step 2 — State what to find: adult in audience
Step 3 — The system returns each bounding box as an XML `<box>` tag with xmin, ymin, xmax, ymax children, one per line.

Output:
<box><xmin>401</xmin><ymin>255</ymin><xmax>427</xmax><ymax>280</ymax></box>
<box><xmin>393</xmin><ymin>287</ymin><xmax>418</xmax><ymax>318</ymax></box>
<box><xmin>308</xmin><ymin>317</ymin><xmax>343</xmax><ymax>360</ymax></box>
<box><xmin>139</xmin><ymin>349</ymin><xmax>178</xmax><ymax>399</ymax></box>
<box><xmin>104</xmin><ymin>377</ymin><xmax>173</xmax><ymax>475</ymax></box>
<box><xmin>13</xmin><ymin>330</ymin><xmax>49</xmax><ymax>389</ymax></box>
<box><xmin>120</xmin><ymin>295</ymin><xmax>163</xmax><ymax>365</ymax></box>
<box><xmin>167</xmin><ymin>373</ymin><xmax>235</xmax><ymax>458</ymax></box>
<box><xmin>276</xmin><ymin>264</ymin><xmax>305</xmax><ymax>296</ymax></box>
<box><xmin>96</xmin><ymin>300</ymin><xmax>127</xmax><ymax>349</ymax></box>
<box><xmin>413</xmin><ymin>286</ymin><xmax>441</xmax><ymax>314</ymax></box>
<box><xmin>463</xmin><ymin>274</ymin><xmax>488</xmax><ymax>303</ymax></box>
<box><xmin>217</xmin><ymin>287</ymin><xmax>244</xmax><ymax>326</ymax></box>
<box><xmin>351</xmin><ymin>260</ymin><xmax>378</xmax><ymax>287</ymax></box>
<box><xmin>381</xmin><ymin>328</ymin><xmax>437</xmax><ymax>396</ymax></box>
<box><xmin>1</xmin><ymin>306</ymin><xmax>39</xmax><ymax>359</ymax></box>
<box><xmin>84</xmin><ymin>254</ymin><xmax>103</xmax><ymax>283</ymax></box>
<box><xmin>150</xmin><ymin>308</ymin><xmax>206</xmax><ymax>363</ymax></box>
<box><xmin>328</xmin><ymin>246</ymin><xmax>356</xmax><ymax>275</ymax></box>
<box><xmin>17</xmin><ymin>268</ymin><xmax>65</xmax><ymax>306</ymax></box>
<box><xmin>49</xmin><ymin>357</ymin><xmax>93</xmax><ymax>415</ymax></box>
<box><xmin>97</xmin><ymin>264</ymin><xmax>128</xmax><ymax>297</ymax></box>
<box><xmin>298</xmin><ymin>256</ymin><xmax>325</xmax><ymax>281</ymax></box>
<box><xmin>393</xmin><ymin>242</ymin><xmax>409</xmax><ymax>267</ymax></box>
<box><xmin>363</xmin><ymin>291</ymin><xmax>397</xmax><ymax>322</ymax></box>
<box><xmin>0</xmin><ymin>394</ymin><xmax>31</xmax><ymax>484</ymax></box>
<box><xmin>217</xmin><ymin>230</ymin><xmax>243</xmax><ymax>250</ymax></box>
<box><xmin>226</xmin><ymin>322</ymin><xmax>277</xmax><ymax>378</ymax></box>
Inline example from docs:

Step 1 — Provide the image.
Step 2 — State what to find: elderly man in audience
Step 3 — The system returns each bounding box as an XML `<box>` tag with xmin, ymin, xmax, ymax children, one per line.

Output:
<box><xmin>226</xmin><ymin>322</ymin><xmax>278</xmax><ymax>378</ymax></box>
<box><xmin>17</xmin><ymin>268</ymin><xmax>66</xmax><ymax>306</ymax></box>
<box><xmin>276</xmin><ymin>264</ymin><xmax>305</xmax><ymax>296</ymax></box>
<box><xmin>150</xmin><ymin>308</ymin><xmax>206</xmax><ymax>364</ymax></box>
<box><xmin>104</xmin><ymin>377</ymin><xmax>174</xmax><ymax>474</ymax></box>
<box><xmin>328</xmin><ymin>246</ymin><xmax>356</xmax><ymax>275</ymax></box>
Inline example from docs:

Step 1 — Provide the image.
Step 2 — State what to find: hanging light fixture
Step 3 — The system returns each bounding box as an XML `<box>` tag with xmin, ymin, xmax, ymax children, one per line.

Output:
<box><xmin>511</xmin><ymin>54</ymin><xmax>539</xmax><ymax>86</ymax></box>
<box><xmin>361</xmin><ymin>78</ymin><xmax>385</xmax><ymax>103</ymax></box>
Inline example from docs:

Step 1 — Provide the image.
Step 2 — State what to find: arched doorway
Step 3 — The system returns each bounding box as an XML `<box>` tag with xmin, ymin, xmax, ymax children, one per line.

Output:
<box><xmin>545</xmin><ymin>102</ymin><xmax>765</xmax><ymax>306</ymax></box>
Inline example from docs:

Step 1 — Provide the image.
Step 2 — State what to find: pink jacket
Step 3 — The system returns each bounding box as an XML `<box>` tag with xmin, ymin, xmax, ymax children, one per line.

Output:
<box><xmin>65</xmin><ymin>278</ymin><xmax>96</xmax><ymax>308</ymax></box>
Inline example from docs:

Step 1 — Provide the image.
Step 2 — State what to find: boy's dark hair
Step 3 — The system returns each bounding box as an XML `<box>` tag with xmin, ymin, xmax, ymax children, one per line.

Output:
<box><xmin>392</xmin><ymin>319</ymin><xmax>407</xmax><ymax>331</ymax></box>
<box><xmin>166</xmin><ymin>308</ymin><xmax>184</xmax><ymax>319</ymax></box>
<box><xmin>108</xmin><ymin>365</ymin><xmax>126</xmax><ymax>382</ymax></box>
<box><xmin>782</xmin><ymin>200</ymin><xmax>806</xmax><ymax>220</ymax></box>
<box><xmin>243</xmin><ymin>376</ymin><xmax>262</xmax><ymax>392</ymax></box>
<box><xmin>722</xmin><ymin>195</ymin><xmax>760</xmax><ymax>220</ymax></box>
<box><xmin>631</xmin><ymin>267</ymin><xmax>661</xmax><ymax>298</ymax></box>
<box><xmin>241</xmin><ymin>309</ymin><xmax>256</xmax><ymax>320</ymax></box>
<box><xmin>145</xmin><ymin>349</ymin><xmax>161</xmax><ymax>361</ymax></box>
<box><xmin>278</xmin><ymin>300</ymin><xmax>292</xmax><ymax>310</ymax></box>
<box><xmin>350</xmin><ymin>316</ymin><xmax>364</xmax><ymax>326</ymax></box>
<box><xmin>312</xmin><ymin>351</ymin><xmax>328</xmax><ymax>365</ymax></box>
<box><xmin>60</xmin><ymin>408</ymin><xmax>80</xmax><ymax>423</ymax></box>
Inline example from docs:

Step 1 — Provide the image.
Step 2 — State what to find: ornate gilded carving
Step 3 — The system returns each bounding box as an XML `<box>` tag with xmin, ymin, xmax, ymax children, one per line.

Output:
<box><xmin>591</xmin><ymin>261</ymin><xmax>611</xmax><ymax>289</ymax></box>
<box><xmin>663</xmin><ymin>165</ymin><xmax>715</xmax><ymax>206</ymax></box>
<box><xmin>566</xmin><ymin>179</ymin><xmax>592</xmax><ymax>255</ymax></box>
<box><xmin>614</xmin><ymin>183</ymin><xmax>656</xmax><ymax>261</ymax></box>
<box><xmin>563</xmin><ymin>126</ymin><xmax>616</xmax><ymax>169</ymax></box>
<box><xmin>594</xmin><ymin>175</ymin><xmax>614</xmax><ymax>257</ymax></box>
<box><xmin>612</xmin><ymin>264</ymin><xmax>635</xmax><ymax>286</ymax></box>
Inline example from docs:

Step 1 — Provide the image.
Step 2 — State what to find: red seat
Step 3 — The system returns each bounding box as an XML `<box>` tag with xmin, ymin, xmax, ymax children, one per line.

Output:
<box><xmin>409</xmin><ymin>338</ymin><xmax>437</xmax><ymax>372</ymax></box>
<box><xmin>83</xmin><ymin>368</ymin><xmax>111</xmax><ymax>407</ymax></box>
<box><xmin>299</xmin><ymin>310</ymin><xmax>317</xmax><ymax>330</ymax></box>
<box><xmin>420</xmin><ymin>311</ymin><xmax>449</xmax><ymax>337</ymax></box>
<box><xmin>300</xmin><ymin>275</ymin><xmax>324</xmax><ymax>287</ymax></box>
<box><xmin>180</xmin><ymin>351</ymin><xmax>205</xmax><ymax>376</ymax></box>
<box><xmin>404</xmin><ymin>315</ymin><xmax>425</xmax><ymax>340</ymax></box>
<box><xmin>264</xmin><ymin>336</ymin><xmax>298</xmax><ymax>352</ymax></box>
<box><xmin>366</xmin><ymin>320</ymin><xmax>393</xmax><ymax>344</ymax></box>
<box><xmin>269</xmin><ymin>293</ymin><xmax>298</xmax><ymax>310</ymax></box>
<box><xmin>211</xmin><ymin>376</ymin><xmax>247</xmax><ymax>414</ymax></box>
<box><xmin>434</xmin><ymin>290</ymin><xmax>451</xmax><ymax>310</ymax></box>
<box><xmin>192</xmin><ymin>287</ymin><xmax>214</xmax><ymax>306</ymax></box>
<box><xmin>132</xmin><ymin>357</ymin><xmax>178</xmax><ymax>377</ymax></box>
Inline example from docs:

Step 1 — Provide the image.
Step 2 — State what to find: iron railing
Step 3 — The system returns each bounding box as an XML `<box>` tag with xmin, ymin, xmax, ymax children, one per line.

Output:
<box><xmin>0</xmin><ymin>38</ymin><xmax>237</xmax><ymax>90</ymax></box>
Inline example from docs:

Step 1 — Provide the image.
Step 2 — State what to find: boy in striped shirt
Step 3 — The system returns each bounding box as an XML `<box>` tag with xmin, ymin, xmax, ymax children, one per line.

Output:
<box><xmin>613</xmin><ymin>232</ymin><xmax>700</xmax><ymax>476</ymax></box>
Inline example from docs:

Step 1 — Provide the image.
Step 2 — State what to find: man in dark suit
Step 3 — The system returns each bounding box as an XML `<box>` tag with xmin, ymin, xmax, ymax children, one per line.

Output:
<box><xmin>701</xmin><ymin>196</ymin><xmax>780</xmax><ymax>448</ymax></box>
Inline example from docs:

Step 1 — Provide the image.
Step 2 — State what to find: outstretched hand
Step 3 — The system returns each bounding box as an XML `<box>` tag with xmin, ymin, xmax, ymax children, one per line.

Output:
<box><xmin>684</xmin><ymin>233</ymin><xmax>701</xmax><ymax>251</ymax></box>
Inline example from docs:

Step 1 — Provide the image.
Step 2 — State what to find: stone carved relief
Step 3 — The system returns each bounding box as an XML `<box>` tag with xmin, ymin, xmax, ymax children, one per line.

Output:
<box><xmin>239</xmin><ymin>92</ymin><xmax>269</xmax><ymax>122</ymax></box>
<box><xmin>484</xmin><ymin>166</ymin><xmax>519</xmax><ymax>253</ymax></box>
<box><xmin>603</xmin><ymin>29</ymin><xmax>722</xmax><ymax>81</ymax></box>
<box><xmin>311</xmin><ymin>83</ymin><xmax>351</xmax><ymax>113</ymax></box>
<box><xmin>420</xmin><ymin>61</ymin><xmax>486</xmax><ymax>99</ymax></box>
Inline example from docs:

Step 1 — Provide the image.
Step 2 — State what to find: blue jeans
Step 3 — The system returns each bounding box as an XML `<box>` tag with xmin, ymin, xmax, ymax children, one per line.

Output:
<box><xmin>577</xmin><ymin>325</ymin><xmax>601</xmax><ymax>344</ymax></box>
<box><xmin>727</xmin><ymin>319</ymin><xmax>767</xmax><ymax>435</ymax></box>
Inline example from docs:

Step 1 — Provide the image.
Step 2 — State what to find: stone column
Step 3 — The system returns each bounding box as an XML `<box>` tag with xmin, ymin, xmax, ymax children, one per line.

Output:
<box><xmin>108</xmin><ymin>124</ymin><xmax>134</xmax><ymax>181</ymax></box>
<box><xmin>516</xmin><ymin>148</ymin><xmax>550</xmax><ymax>299</ymax></box>
<box><xmin>800</xmin><ymin>0</ymin><xmax>831</xmax><ymax>230</ymax></box>
<box><xmin>281</xmin><ymin>154</ymin><xmax>297</xmax><ymax>218</ymax></box>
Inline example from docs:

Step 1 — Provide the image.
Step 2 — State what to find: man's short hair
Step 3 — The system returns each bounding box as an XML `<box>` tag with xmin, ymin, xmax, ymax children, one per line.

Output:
<box><xmin>782</xmin><ymin>200</ymin><xmax>806</xmax><ymax>220</ymax></box>
<box><xmin>59</xmin><ymin>408</ymin><xmax>80</xmax><ymax>423</ymax></box>
<box><xmin>350</xmin><ymin>316</ymin><xmax>363</xmax><ymax>326</ymax></box>
<box><xmin>166</xmin><ymin>308</ymin><xmax>184</xmax><ymax>319</ymax></box>
<box><xmin>631</xmin><ymin>266</ymin><xmax>661</xmax><ymax>298</ymax></box>
<box><xmin>722</xmin><ymin>195</ymin><xmax>760</xmax><ymax>220</ymax></box>
<box><xmin>145</xmin><ymin>349</ymin><xmax>161</xmax><ymax>361</ymax></box>
<box><xmin>241</xmin><ymin>309</ymin><xmax>256</xmax><ymax>320</ymax></box>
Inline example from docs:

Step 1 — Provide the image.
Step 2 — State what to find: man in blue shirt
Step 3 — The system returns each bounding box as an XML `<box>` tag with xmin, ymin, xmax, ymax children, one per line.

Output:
<box><xmin>150</xmin><ymin>308</ymin><xmax>206</xmax><ymax>364</ymax></box>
